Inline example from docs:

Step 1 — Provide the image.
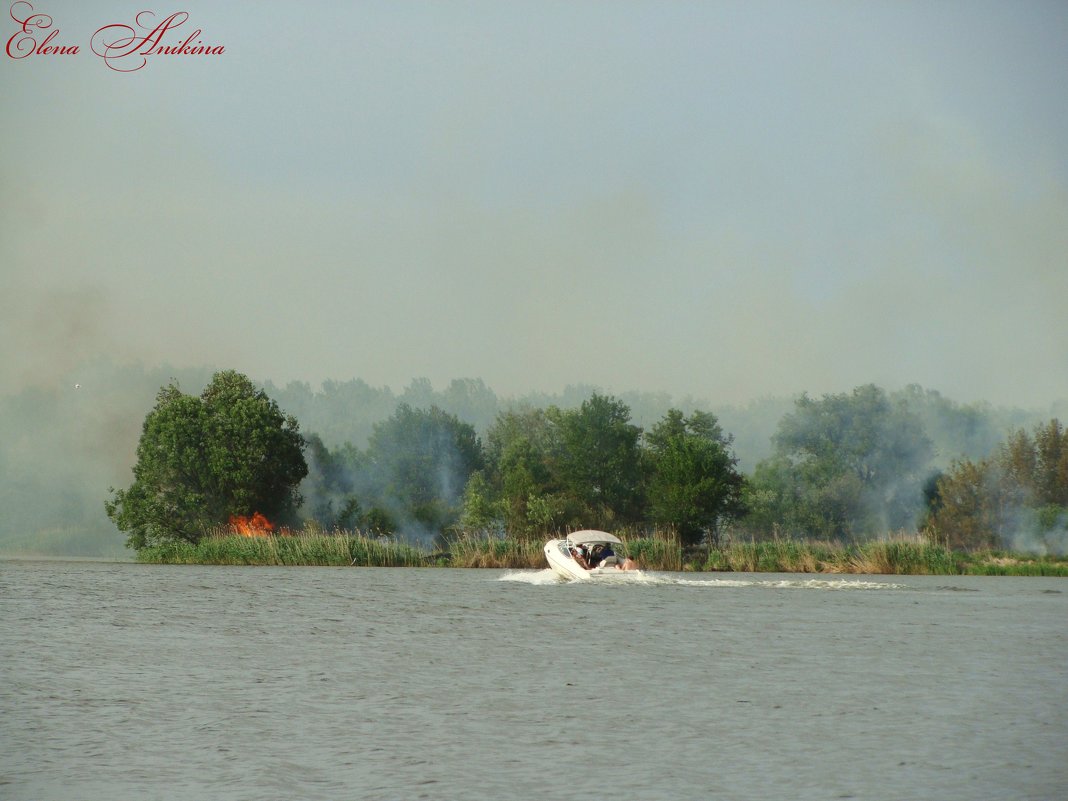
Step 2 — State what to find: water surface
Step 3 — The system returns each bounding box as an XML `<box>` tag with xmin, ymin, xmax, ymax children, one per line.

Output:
<box><xmin>1</xmin><ymin>561</ymin><xmax>1064</xmax><ymax>800</ymax></box>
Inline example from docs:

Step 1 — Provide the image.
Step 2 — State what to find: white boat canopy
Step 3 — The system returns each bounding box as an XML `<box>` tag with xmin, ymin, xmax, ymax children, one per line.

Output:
<box><xmin>564</xmin><ymin>530</ymin><xmax>622</xmax><ymax>546</ymax></box>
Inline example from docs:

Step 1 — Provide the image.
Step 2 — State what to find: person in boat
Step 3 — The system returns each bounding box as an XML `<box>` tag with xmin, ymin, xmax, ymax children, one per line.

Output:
<box><xmin>586</xmin><ymin>543</ymin><xmax>602</xmax><ymax>566</ymax></box>
<box><xmin>594</xmin><ymin>543</ymin><xmax>615</xmax><ymax>566</ymax></box>
<box><xmin>594</xmin><ymin>543</ymin><xmax>632</xmax><ymax>569</ymax></box>
<box><xmin>570</xmin><ymin>543</ymin><xmax>591</xmax><ymax>569</ymax></box>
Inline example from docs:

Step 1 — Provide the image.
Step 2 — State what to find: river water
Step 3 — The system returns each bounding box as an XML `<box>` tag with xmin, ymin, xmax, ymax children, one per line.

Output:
<box><xmin>1</xmin><ymin>561</ymin><xmax>1064</xmax><ymax>801</ymax></box>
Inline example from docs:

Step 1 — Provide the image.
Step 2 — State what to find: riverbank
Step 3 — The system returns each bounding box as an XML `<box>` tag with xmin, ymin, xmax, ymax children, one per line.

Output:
<box><xmin>134</xmin><ymin>532</ymin><xmax>1068</xmax><ymax>576</ymax></box>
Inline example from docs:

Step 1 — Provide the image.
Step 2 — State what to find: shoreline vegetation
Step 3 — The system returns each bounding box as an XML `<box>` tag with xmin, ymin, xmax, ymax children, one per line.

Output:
<box><xmin>135</xmin><ymin>529</ymin><xmax>1068</xmax><ymax>577</ymax></box>
<box><xmin>96</xmin><ymin>372</ymin><xmax>1068</xmax><ymax>573</ymax></box>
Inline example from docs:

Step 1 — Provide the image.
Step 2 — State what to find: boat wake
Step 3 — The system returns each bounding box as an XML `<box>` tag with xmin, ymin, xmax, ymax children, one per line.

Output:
<box><xmin>498</xmin><ymin>570</ymin><xmax>908</xmax><ymax>590</ymax></box>
<box><xmin>670</xmin><ymin>576</ymin><xmax>910</xmax><ymax>590</ymax></box>
<box><xmin>498</xmin><ymin>569</ymin><xmax>579</xmax><ymax>586</ymax></box>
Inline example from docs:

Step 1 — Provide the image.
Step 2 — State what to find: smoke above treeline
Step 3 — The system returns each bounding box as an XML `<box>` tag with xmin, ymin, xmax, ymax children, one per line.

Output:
<box><xmin>1</xmin><ymin>358</ymin><xmax>1065</xmax><ymax>557</ymax></box>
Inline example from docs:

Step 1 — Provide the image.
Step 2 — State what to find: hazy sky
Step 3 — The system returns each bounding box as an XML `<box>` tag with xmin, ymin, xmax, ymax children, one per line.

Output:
<box><xmin>3</xmin><ymin>1</ymin><xmax>1066</xmax><ymax>407</ymax></box>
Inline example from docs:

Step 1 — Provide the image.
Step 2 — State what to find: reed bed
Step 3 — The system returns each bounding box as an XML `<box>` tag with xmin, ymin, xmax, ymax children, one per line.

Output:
<box><xmin>694</xmin><ymin>539</ymin><xmax>1068</xmax><ymax>576</ymax></box>
<box><xmin>447</xmin><ymin>535</ymin><xmax>545</xmax><ymax>569</ymax></box>
<box><xmin>847</xmin><ymin>540</ymin><xmax>960</xmax><ymax>575</ymax></box>
<box><xmin>622</xmin><ymin>536</ymin><xmax>683</xmax><ymax>572</ymax></box>
<box><xmin>137</xmin><ymin>529</ymin><xmax>425</xmax><ymax>567</ymax></box>
<box><xmin>696</xmin><ymin>539</ymin><xmax>961</xmax><ymax>575</ymax></box>
<box><xmin>701</xmin><ymin>540</ymin><xmax>842</xmax><ymax>573</ymax></box>
<box><xmin>959</xmin><ymin>553</ymin><xmax>1068</xmax><ymax>577</ymax></box>
<box><xmin>135</xmin><ymin>527</ymin><xmax>1068</xmax><ymax>576</ymax></box>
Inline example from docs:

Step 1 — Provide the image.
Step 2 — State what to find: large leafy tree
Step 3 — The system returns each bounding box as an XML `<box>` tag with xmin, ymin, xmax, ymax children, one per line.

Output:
<box><xmin>477</xmin><ymin>406</ymin><xmax>569</xmax><ymax>538</ymax></box>
<box><xmin>462</xmin><ymin>396</ymin><xmax>647</xmax><ymax>536</ymax></box>
<box><xmin>646</xmin><ymin>409</ymin><xmax>745</xmax><ymax>546</ymax></box>
<box><xmin>554</xmin><ymin>393</ymin><xmax>644</xmax><ymax>529</ymax></box>
<box><xmin>106</xmin><ymin>371</ymin><xmax>307</xmax><ymax>549</ymax></box>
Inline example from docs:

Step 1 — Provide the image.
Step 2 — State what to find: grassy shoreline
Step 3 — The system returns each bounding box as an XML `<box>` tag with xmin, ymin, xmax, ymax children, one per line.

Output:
<box><xmin>135</xmin><ymin>531</ymin><xmax>1068</xmax><ymax>576</ymax></box>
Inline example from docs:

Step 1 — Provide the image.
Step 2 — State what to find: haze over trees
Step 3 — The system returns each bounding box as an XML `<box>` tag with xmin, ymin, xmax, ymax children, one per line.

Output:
<box><xmin>2</xmin><ymin>357</ymin><xmax>1066</xmax><ymax>556</ymax></box>
<box><xmin>363</xmin><ymin>404</ymin><xmax>483</xmax><ymax>540</ymax></box>
<box><xmin>927</xmin><ymin>419</ymin><xmax>1068</xmax><ymax>552</ymax></box>
<box><xmin>226</xmin><ymin>380</ymin><xmax>1068</xmax><ymax>556</ymax></box>
<box><xmin>744</xmin><ymin>385</ymin><xmax>934</xmax><ymax>540</ymax></box>
<box><xmin>301</xmin><ymin>404</ymin><xmax>483</xmax><ymax>544</ymax></box>
<box><xmin>296</xmin><ymin>393</ymin><xmax>749</xmax><ymax>546</ymax></box>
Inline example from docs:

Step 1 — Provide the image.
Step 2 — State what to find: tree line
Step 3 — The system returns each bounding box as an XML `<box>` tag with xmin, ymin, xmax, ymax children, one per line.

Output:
<box><xmin>106</xmin><ymin>371</ymin><xmax>1068</xmax><ymax>555</ymax></box>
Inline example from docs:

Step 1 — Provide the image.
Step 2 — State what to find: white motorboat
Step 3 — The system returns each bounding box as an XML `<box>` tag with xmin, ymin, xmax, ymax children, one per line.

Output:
<box><xmin>543</xmin><ymin>530</ymin><xmax>643</xmax><ymax>581</ymax></box>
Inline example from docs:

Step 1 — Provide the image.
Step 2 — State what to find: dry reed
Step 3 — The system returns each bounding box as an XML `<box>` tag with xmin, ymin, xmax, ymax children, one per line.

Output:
<box><xmin>133</xmin><ymin>526</ymin><xmax>1068</xmax><ymax>575</ymax></box>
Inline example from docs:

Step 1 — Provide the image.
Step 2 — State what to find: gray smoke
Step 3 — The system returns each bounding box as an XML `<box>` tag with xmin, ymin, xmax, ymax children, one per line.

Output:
<box><xmin>1003</xmin><ymin>507</ymin><xmax>1068</xmax><ymax>557</ymax></box>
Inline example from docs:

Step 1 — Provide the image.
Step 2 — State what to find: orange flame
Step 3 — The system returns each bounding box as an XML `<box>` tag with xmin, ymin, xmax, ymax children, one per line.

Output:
<box><xmin>229</xmin><ymin>512</ymin><xmax>274</xmax><ymax>537</ymax></box>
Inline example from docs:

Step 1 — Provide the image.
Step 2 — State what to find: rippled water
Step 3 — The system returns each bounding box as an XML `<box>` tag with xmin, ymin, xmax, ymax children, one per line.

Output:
<box><xmin>1</xmin><ymin>560</ymin><xmax>1065</xmax><ymax>801</ymax></box>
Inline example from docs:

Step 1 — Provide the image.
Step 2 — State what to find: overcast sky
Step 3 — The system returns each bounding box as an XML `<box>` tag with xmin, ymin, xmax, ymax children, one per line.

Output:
<box><xmin>3</xmin><ymin>1</ymin><xmax>1066</xmax><ymax>407</ymax></box>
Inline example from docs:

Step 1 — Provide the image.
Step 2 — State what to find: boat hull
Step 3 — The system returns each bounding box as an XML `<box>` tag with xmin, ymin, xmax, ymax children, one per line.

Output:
<box><xmin>544</xmin><ymin>539</ymin><xmax>590</xmax><ymax>580</ymax></box>
<box><xmin>543</xmin><ymin>538</ymin><xmax>643</xmax><ymax>581</ymax></box>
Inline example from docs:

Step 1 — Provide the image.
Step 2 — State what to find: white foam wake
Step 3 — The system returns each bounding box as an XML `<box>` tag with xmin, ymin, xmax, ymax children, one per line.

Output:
<box><xmin>497</xmin><ymin>570</ymin><xmax>908</xmax><ymax>590</ymax></box>
<box><xmin>669</xmin><ymin>576</ymin><xmax>909</xmax><ymax>590</ymax></box>
<box><xmin>497</xmin><ymin>569</ymin><xmax>564</xmax><ymax>585</ymax></box>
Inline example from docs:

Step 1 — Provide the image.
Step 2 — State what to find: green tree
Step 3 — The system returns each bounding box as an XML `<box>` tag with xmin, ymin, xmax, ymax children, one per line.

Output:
<box><xmin>458</xmin><ymin>470</ymin><xmax>500</xmax><ymax>533</ymax></box>
<box><xmin>554</xmin><ymin>393</ymin><xmax>644</xmax><ymax>528</ymax></box>
<box><xmin>106</xmin><ymin>371</ymin><xmax>307</xmax><ymax>549</ymax></box>
<box><xmin>471</xmin><ymin>396</ymin><xmax>646</xmax><ymax>535</ymax></box>
<box><xmin>646</xmin><ymin>409</ymin><xmax>745</xmax><ymax>546</ymax></box>
<box><xmin>480</xmin><ymin>406</ymin><xmax>569</xmax><ymax>538</ymax></box>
